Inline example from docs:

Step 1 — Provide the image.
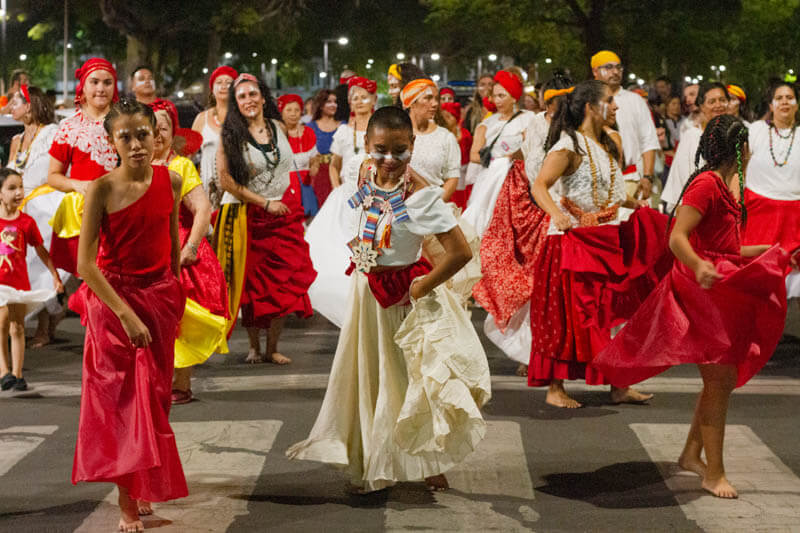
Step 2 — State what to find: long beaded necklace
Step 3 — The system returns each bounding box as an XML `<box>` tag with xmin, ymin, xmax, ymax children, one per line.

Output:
<box><xmin>768</xmin><ymin>121</ymin><xmax>796</xmax><ymax>167</ymax></box>
<box><xmin>13</xmin><ymin>124</ymin><xmax>41</xmax><ymax>170</ymax></box>
<box><xmin>583</xmin><ymin>133</ymin><xmax>617</xmax><ymax>209</ymax></box>
<box><xmin>352</xmin><ymin>118</ymin><xmax>367</xmax><ymax>154</ymax></box>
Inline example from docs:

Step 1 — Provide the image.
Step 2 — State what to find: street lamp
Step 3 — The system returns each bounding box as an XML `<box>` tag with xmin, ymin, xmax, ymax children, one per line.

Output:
<box><xmin>323</xmin><ymin>36</ymin><xmax>349</xmax><ymax>88</ymax></box>
<box><xmin>431</xmin><ymin>53</ymin><xmax>440</xmax><ymax>61</ymax></box>
<box><xmin>252</xmin><ymin>52</ymin><xmax>258</xmax><ymax>58</ymax></box>
<box><xmin>488</xmin><ymin>53</ymin><xmax>498</xmax><ymax>62</ymax></box>
<box><xmin>718</xmin><ymin>65</ymin><xmax>726</xmax><ymax>72</ymax></box>
<box><xmin>224</xmin><ymin>51</ymin><xmax>233</xmax><ymax>59</ymax></box>
<box><xmin>545</xmin><ymin>57</ymin><xmax>552</xmax><ymax>64</ymax></box>
<box><xmin>271</xmin><ymin>58</ymin><xmax>278</xmax><ymax>65</ymax></box>
<box><xmin>19</xmin><ymin>54</ymin><xmax>26</xmax><ymax>61</ymax></box>
<box><xmin>396</xmin><ymin>52</ymin><xmax>406</xmax><ymax>60</ymax></box>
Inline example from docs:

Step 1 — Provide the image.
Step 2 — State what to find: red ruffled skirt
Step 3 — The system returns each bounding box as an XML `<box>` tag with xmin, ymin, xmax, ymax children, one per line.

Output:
<box><xmin>742</xmin><ymin>188</ymin><xmax>800</xmax><ymax>252</ymax></box>
<box><xmin>473</xmin><ymin>160</ymin><xmax>549</xmax><ymax>329</ymax></box>
<box><xmin>240</xmin><ymin>178</ymin><xmax>317</xmax><ymax>328</ymax></box>
<box><xmin>451</xmin><ymin>185</ymin><xmax>473</xmax><ymax>212</ymax></box>
<box><xmin>70</xmin><ymin>269</ymin><xmax>188</xmax><ymax>502</ymax></box>
<box><xmin>50</xmin><ymin>233</ymin><xmax>79</xmax><ymax>276</ymax></box>
<box><xmin>178</xmin><ymin>224</ymin><xmax>228</xmax><ymax>319</ymax></box>
<box><xmin>593</xmin><ymin>246</ymin><xmax>789</xmax><ymax>388</ymax></box>
<box><xmin>311</xmin><ymin>162</ymin><xmax>333</xmax><ymax>208</ymax></box>
<box><xmin>528</xmin><ymin>208</ymin><xmax>671</xmax><ymax>386</ymax></box>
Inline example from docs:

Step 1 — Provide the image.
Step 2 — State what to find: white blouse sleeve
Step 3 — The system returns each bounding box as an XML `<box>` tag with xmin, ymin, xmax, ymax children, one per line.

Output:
<box><xmin>404</xmin><ymin>186</ymin><xmax>458</xmax><ymax>236</ymax></box>
<box><xmin>444</xmin><ymin>130</ymin><xmax>461</xmax><ymax>180</ymax></box>
<box><xmin>329</xmin><ymin>125</ymin><xmax>347</xmax><ymax>157</ymax></box>
<box><xmin>547</xmin><ymin>133</ymin><xmax>578</xmax><ymax>155</ymax></box>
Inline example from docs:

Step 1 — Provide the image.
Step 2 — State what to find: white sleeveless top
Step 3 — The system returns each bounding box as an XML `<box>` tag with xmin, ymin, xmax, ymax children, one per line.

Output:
<box><xmin>7</xmin><ymin>123</ymin><xmax>58</xmax><ymax>194</ymax></box>
<box><xmin>547</xmin><ymin>132</ymin><xmax>626</xmax><ymax>233</ymax></box>
<box><xmin>200</xmin><ymin>116</ymin><xmax>219</xmax><ymax>191</ymax></box>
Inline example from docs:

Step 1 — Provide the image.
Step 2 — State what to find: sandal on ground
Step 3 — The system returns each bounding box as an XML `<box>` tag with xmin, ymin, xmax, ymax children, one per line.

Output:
<box><xmin>171</xmin><ymin>388</ymin><xmax>193</xmax><ymax>405</ymax></box>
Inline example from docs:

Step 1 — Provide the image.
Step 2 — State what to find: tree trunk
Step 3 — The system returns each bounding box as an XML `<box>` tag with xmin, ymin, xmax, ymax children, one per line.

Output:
<box><xmin>204</xmin><ymin>30</ymin><xmax>221</xmax><ymax>101</ymax></box>
<box><xmin>124</xmin><ymin>35</ymin><xmax>148</xmax><ymax>85</ymax></box>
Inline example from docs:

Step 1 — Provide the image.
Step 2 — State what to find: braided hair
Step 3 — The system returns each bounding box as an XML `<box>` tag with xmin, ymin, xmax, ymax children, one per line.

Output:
<box><xmin>668</xmin><ymin>114</ymin><xmax>749</xmax><ymax>228</ymax></box>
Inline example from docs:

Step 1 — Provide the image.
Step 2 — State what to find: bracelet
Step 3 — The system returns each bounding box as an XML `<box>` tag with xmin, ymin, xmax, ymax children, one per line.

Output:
<box><xmin>188</xmin><ymin>242</ymin><xmax>199</xmax><ymax>255</ymax></box>
<box><xmin>264</xmin><ymin>199</ymin><xmax>270</xmax><ymax>211</ymax></box>
<box><xmin>641</xmin><ymin>174</ymin><xmax>655</xmax><ymax>182</ymax></box>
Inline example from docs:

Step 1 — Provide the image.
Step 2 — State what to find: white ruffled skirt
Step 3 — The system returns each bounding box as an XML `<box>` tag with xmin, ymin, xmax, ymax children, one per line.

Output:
<box><xmin>462</xmin><ymin>157</ymin><xmax>513</xmax><ymax>237</ymax></box>
<box><xmin>483</xmin><ymin>302</ymin><xmax>532</xmax><ymax>365</ymax></box>
<box><xmin>286</xmin><ymin>273</ymin><xmax>491</xmax><ymax>492</ymax></box>
<box><xmin>0</xmin><ymin>285</ymin><xmax>55</xmax><ymax>308</ymax></box>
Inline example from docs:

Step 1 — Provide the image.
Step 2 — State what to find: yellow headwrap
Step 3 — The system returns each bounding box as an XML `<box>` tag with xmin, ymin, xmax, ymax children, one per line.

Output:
<box><xmin>591</xmin><ymin>50</ymin><xmax>621</xmax><ymax>69</ymax></box>
<box><xmin>543</xmin><ymin>86</ymin><xmax>574</xmax><ymax>102</ymax></box>
<box><xmin>401</xmin><ymin>78</ymin><xmax>437</xmax><ymax>108</ymax></box>
<box><xmin>388</xmin><ymin>64</ymin><xmax>402</xmax><ymax>81</ymax></box>
<box><xmin>727</xmin><ymin>84</ymin><xmax>746</xmax><ymax>102</ymax></box>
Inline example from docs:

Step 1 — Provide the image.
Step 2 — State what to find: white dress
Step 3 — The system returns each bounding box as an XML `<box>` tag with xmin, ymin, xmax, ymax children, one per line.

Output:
<box><xmin>10</xmin><ymin>124</ymin><xmax>69</xmax><ymax>320</ymax></box>
<box><xmin>306</xmin><ymin>123</ymin><xmax>369</xmax><ymax>326</ymax></box>
<box><xmin>286</xmin><ymin>184</ymin><xmax>491</xmax><ymax>492</ymax></box>
<box><xmin>200</xmin><ymin>117</ymin><xmax>222</xmax><ymax>207</ymax></box>
<box><xmin>661</xmin><ymin>123</ymin><xmax>703</xmax><ymax>209</ymax></box>
<box><xmin>462</xmin><ymin>110</ymin><xmax>534</xmax><ymax>236</ymax></box>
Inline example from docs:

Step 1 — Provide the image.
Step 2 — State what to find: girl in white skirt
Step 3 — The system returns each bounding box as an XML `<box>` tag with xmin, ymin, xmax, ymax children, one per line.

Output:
<box><xmin>287</xmin><ymin>106</ymin><xmax>491</xmax><ymax>493</ymax></box>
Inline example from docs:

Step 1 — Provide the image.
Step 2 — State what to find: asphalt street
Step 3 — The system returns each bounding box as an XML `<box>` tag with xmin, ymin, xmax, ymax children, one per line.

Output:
<box><xmin>1</xmin><ymin>306</ymin><xmax>799</xmax><ymax>532</ymax></box>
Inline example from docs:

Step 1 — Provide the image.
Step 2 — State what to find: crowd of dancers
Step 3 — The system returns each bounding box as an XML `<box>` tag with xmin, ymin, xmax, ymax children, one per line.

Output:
<box><xmin>0</xmin><ymin>48</ymin><xmax>797</xmax><ymax>531</ymax></box>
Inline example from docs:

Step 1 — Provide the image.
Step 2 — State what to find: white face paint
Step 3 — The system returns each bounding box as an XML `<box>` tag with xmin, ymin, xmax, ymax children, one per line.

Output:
<box><xmin>361</xmin><ymin>97</ymin><xmax>372</xmax><ymax>105</ymax></box>
<box><xmin>601</xmin><ymin>102</ymin><xmax>609</xmax><ymax>120</ymax></box>
<box><xmin>136</xmin><ymin>125</ymin><xmax>152</xmax><ymax>134</ymax></box>
<box><xmin>134</xmin><ymin>79</ymin><xmax>156</xmax><ymax>90</ymax></box>
<box><xmin>115</xmin><ymin>128</ymin><xmax>130</xmax><ymax>138</ymax></box>
<box><xmin>369</xmin><ymin>150</ymin><xmax>412</xmax><ymax>162</ymax></box>
<box><xmin>774</xmin><ymin>98</ymin><xmax>798</xmax><ymax>107</ymax></box>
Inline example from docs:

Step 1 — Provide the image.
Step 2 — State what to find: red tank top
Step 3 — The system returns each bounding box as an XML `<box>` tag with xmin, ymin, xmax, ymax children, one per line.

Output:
<box><xmin>97</xmin><ymin>165</ymin><xmax>174</xmax><ymax>275</ymax></box>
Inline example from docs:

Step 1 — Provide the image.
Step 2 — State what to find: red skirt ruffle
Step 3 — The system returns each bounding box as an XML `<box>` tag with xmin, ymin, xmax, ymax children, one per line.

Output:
<box><xmin>70</xmin><ymin>269</ymin><xmax>188</xmax><ymax>502</ymax></box>
<box><xmin>240</xmin><ymin>176</ymin><xmax>317</xmax><ymax>328</ymax></box>
<box><xmin>346</xmin><ymin>258</ymin><xmax>433</xmax><ymax>308</ymax></box>
<box><xmin>593</xmin><ymin>246</ymin><xmax>789</xmax><ymax>388</ymax></box>
<box><xmin>50</xmin><ymin>233</ymin><xmax>79</xmax><ymax>276</ymax></box>
<box><xmin>311</xmin><ymin>162</ymin><xmax>333</xmax><ymax>208</ymax></box>
<box><xmin>178</xmin><ymin>225</ymin><xmax>228</xmax><ymax>318</ymax></box>
<box><xmin>528</xmin><ymin>208</ymin><xmax>671</xmax><ymax>387</ymax></box>
<box><xmin>742</xmin><ymin>188</ymin><xmax>800</xmax><ymax>252</ymax></box>
<box><xmin>473</xmin><ymin>161</ymin><xmax>549</xmax><ymax>329</ymax></box>
<box><xmin>451</xmin><ymin>185</ymin><xmax>473</xmax><ymax>212</ymax></box>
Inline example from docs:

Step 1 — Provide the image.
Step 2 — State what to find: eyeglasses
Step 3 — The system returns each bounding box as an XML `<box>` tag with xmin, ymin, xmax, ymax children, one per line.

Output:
<box><xmin>599</xmin><ymin>63</ymin><xmax>624</xmax><ymax>73</ymax></box>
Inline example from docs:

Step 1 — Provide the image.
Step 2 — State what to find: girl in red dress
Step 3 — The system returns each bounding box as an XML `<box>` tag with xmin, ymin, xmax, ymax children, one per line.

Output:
<box><xmin>71</xmin><ymin>98</ymin><xmax>187</xmax><ymax>532</ymax></box>
<box><xmin>593</xmin><ymin>115</ymin><xmax>790</xmax><ymax>498</ymax></box>
<box><xmin>47</xmin><ymin>58</ymin><xmax>120</xmax><ymax>276</ymax></box>
<box><xmin>0</xmin><ymin>169</ymin><xmax>63</xmax><ymax>392</ymax></box>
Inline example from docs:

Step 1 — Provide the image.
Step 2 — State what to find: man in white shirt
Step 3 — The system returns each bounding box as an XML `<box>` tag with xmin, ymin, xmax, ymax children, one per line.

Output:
<box><xmin>592</xmin><ymin>50</ymin><xmax>660</xmax><ymax>203</ymax></box>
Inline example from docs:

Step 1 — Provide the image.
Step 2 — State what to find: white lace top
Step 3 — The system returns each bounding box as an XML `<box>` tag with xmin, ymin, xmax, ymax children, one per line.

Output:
<box><xmin>340</xmin><ymin>181</ymin><xmax>457</xmax><ymax>266</ymax></box>
<box><xmin>220</xmin><ymin>119</ymin><xmax>295</xmax><ymax>204</ymax></box>
<box><xmin>547</xmin><ymin>132</ymin><xmax>626</xmax><ymax>233</ymax></box>
<box><xmin>330</xmin><ymin>123</ymin><xmax>367</xmax><ymax>184</ymax></box>
<box><xmin>8</xmin><ymin>123</ymin><xmax>58</xmax><ymax>194</ymax></box>
<box><xmin>522</xmin><ymin>111</ymin><xmax>550</xmax><ymax>186</ymax></box>
<box><xmin>410</xmin><ymin>126</ymin><xmax>460</xmax><ymax>187</ymax></box>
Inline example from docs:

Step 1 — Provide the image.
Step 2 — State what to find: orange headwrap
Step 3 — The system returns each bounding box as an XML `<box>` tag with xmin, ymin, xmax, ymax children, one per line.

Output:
<box><xmin>543</xmin><ymin>86</ymin><xmax>574</xmax><ymax>102</ymax></box>
<box><xmin>400</xmin><ymin>78</ymin><xmax>437</xmax><ymax>108</ymax></box>
<box><xmin>591</xmin><ymin>50</ymin><xmax>622</xmax><ymax>69</ymax></box>
<box><xmin>727</xmin><ymin>84</ymin><xmax>746</xmax><ymax>103</ymax></box>
<box><xmin>388</xmin><ymin>64</ymin><xmax>402</xmax><ymax>81</ymax></box>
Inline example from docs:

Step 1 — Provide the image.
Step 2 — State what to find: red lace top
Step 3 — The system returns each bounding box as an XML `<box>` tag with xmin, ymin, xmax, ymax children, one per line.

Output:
<box><xmin>49</xmin><ymin>110</ymin><xmax>118</xmax><ymax>181</ymax></box>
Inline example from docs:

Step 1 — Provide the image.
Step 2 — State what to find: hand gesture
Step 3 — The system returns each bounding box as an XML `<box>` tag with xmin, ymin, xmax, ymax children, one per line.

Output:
<box><xmin>409</xmin><ymin>277</ymin><xmax>428</xmax><ymax>301</ymax></box>
<box><xmin>72</xmin><ymin>180</ymin><xmax>89</xmax><ymax>196</ymax></box>
<box><xmin>120</xmin><ymin>311</ymin><xmax>152</xmax><ymax>348</ymax></box>
<box><xmin>637</xmin><ymin>178</ymin><xmax>653</xmax><ymax>200</ymax></box>
<box><xmin>179</xmin><ymin>244</ymin><xmax>199</xmax><ymax>267</ymax></box>
<box><xmin>267</xmin><ymin>200</ymin><xmax>290</xmax><ymax>216</ymax></box>
<box><xmin>553</xmin><ymin>213</ymin><xmax>573</xmax><ymax>232</ymax></box>
<box><xmin>53</xmin><ymin>277</ymin><xmax>64</xmax><ymax>294</ymax></box>
<box><xmin>694</xmin><ymin>260</ymin><xmax>723</xmax><ymax>289</ymax></box>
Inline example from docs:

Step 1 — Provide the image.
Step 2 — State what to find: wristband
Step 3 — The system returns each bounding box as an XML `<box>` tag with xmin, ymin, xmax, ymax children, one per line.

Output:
<box><xmin>641</xmin><ymin>174</ymin><xmax>655</xmax><ymax>182</ymax></box>
<box><xmin>188</xmin><ymin>242</ymin><xmax>199</xmax><ymax>255</ymax></box>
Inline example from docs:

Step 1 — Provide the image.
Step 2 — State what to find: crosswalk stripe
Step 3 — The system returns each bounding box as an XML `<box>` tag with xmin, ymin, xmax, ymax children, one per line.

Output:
<box><xmin>74</xmin><ymin>420</ymin><xmax>282</xmax><ymax>532</ymax></box>
<box><xmin>385</xmin><ymin>421</ymin><xmax>538</xmax><ymax>531</ymax></box>
<box><xmin>18</xmin><ymin>373</ymin><xmax>800</xmax><ymax>399</ymax></box>
<box><xmin>631</xmin><ymin>423</ymin><xmax>800</xmax><ymax>532</ymax></box>
<box><xmin>0</xmin><ymin>425</ymin><xmax>59</xmax><ymax>477</ymax></box>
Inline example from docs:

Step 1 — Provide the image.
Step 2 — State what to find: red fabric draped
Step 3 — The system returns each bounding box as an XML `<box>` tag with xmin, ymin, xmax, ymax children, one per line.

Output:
<box><xmin>742</xmin><ymin>188</ymin><xmax>800</xmax><ymax>253</ymax></box>
<box><xmin>346</xmin><ymin>258</ymin><xmax>433</xmax><ymax>308</ymax></box>
<box><xmin>311</xmin><ymin>163</ymin><xmax>333</xmax><ymax>207</ymax></box>
<box><xmin>70</xmin><ymin>270</ymin><xmax>187</xmax><ymax>502</ymax></box>
<box><xmin>240</xmin><ymin>175</ymin><xmax>317</xmax><ymax>328</ymax></box>
<box><xmin>472</xmin><ymin>160</ymin><xmax>549</xmax><ymax>329</ymax></box>
<box><xmin>593</xmin><ymin>246</ymin><xmax>789</xmax><ymax>388</ymax></box>
<box><xmin>178</xmin><ymin>205</ymin><xmax>228</xmax><ymax>318</ymax></box>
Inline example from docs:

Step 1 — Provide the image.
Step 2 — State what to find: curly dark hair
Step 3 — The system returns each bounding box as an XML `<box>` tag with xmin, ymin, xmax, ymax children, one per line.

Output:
<box><xmin>103</xmin><ymin>96</ymin><xmax>156</xmax><ymax>138</ymax></box>
<box><xmin>221</xmin><ymin>77</ymin><xmax>281</xmax><ymax>187</ymax></box>
<box><xmin>545</xmin><ymin>79</ymin><xmax>620</xmax><ymax>163</ymax></box>
<box><xmin>668</xmin><ymin>114</ymin><xmax>749</xmax><ymax>227</ymax></box>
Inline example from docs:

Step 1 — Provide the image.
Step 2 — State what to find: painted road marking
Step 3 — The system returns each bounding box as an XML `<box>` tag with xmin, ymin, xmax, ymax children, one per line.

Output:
<box><xmin>631</xmin><ymin>423</ymin><xmax>800</xmax><ymax>532</ymax></box>
<box><xmin>22</xmin><ymin>374</ymin><xmax>800</xmax><ymax>399</ymax></box>
<box><xmin>74</xmin><ymin>420</ymin><xmax>282</xmax><ymax>532</ymax></box>
<box><xmin>385</xmin><ymin>420</ymin><xmax>539</xmax><ymax>532</ymax></box>
<box><xmin>0</xmin><ymin>425</ymin><xmax>59</xmax><ymax>477</ymax></box>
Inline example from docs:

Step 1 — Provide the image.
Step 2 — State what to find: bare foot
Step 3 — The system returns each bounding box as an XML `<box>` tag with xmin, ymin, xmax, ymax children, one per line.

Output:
<box><xmin>136</xmin><ymin>500</ymin><xmax>153</xmax><ymax>516</ymax></box>
<box><xmin>268</xmin><ymin>352</ymin><xmax>292</xmax><ymax>365</ymax></box>
<box><xmin>516</xmin><ymin>364</ymin><xmax>528</xmax><ymax>377</ymax></box>
<box><xmin>702</xmin><ymin>475</ymin><xmax>738</xmax><ymax>498</ymax></box>
<box><xmin>610</xmin><ymin>386</ymin><xmax>654</xmax><ymax>405</ymax></box>
<box><xmin>678</xmin><ymin>454</ymin><xmax>707</xmax><ymax>477</ymax></box>
<box><xmin>425</xmin><ymin>473</ymin><xmax>449</xmax><ymax>491</ymax></box>
<box><xmin>28</xmin><ymin>334</ymin><xmax>51</xmax><ymax>348</ymax></box>
<box><xmin>245</xmin><ymin>348</ymin><xmax>265</xmax><ymax>364</ymax></box>
<box><xmin>118</xmin><ymin>491</ymin><xmax>142</xmax><ymax>532</ymax></box>
<box><xmin>546</xmin><ymin>384</ymin><xmax>582</xmax><ymax>408</ymax></box>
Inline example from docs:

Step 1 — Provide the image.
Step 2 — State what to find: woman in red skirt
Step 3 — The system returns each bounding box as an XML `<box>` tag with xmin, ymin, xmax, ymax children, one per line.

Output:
<box><xmin>72</xmin><ymin>98</ymin><xmax>187</xmax><ymax>532</ymax></box>
<box><xmin>594</xmin><ymin>115</ymin><xmax>790</xmax><ymax>498</ymax></box>
<box><xmin>214</xmin><ymin>74</ymin><xmax>316</xmax><ymax>364</ymax></box>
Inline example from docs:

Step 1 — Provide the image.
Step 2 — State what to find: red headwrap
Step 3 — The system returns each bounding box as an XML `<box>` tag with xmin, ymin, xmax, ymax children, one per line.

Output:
<box><xmin>20</xmin><ymin>85</ymin><xmax>30</xmax><ymax>103</ymax></box>
<box><xmin>347</xmin><ymin>76</ymin><xmax>377</xmax><ymax>94</ymax></box>
<box><xmin>482</xmin><ymin>96</ymin><xmax>497</xmax><ymax>113</ymax></box>
<box><xmin>209</xmin><ymin>66</ymin><xmax>238</xmax><ymax>91</ymax></box>
<box><xmin>493</xmin><ymin>70</ymin><xmax>523</xmax><ymax>101</ymax></box>
<box><xmin>74</xmin><ymin>57</ymin><xmax>119</xmax><ymax>108</ymax></box>
<box><xmin>148</xmin><ymin>99</ymin><xmax>179</xmax><ymax>136</ymax></box>
<box><xmin>439</xmin><ymin>87</ymin><xmax>455</xmax><ymax>98</ymax></box>
<box><xmin>440</xmin><ymin>101</ymin><xmax>462</xmax><ymax>120</ymax></box>
<box><xmin>277</xmin><ymin>93</ymin><xmax>304</xmax><ymax>113</ymax></box>
<box><xmin>148</xmin><ymin>98</ymin><xmax>203</xmax><ymax>157</ymax></box>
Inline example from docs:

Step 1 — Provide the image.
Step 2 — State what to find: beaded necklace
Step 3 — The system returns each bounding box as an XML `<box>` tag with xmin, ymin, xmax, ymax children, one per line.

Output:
<box><xmin>13</xmin><ymin>124</ymin><xmax>42</xmax><ymax>170</ymax></box>
<box><xmin>768</xmin><ymin>121</ymin><xmax>796</xmax><ymax>167</ymax></box>
<box><xmin>582</xmin><ymin>133</ymin><xmax>617</xmax><ymax>209</ymax></box>
<box><xmin>347</xmin><ymin>165</ymin><xmax>411</xmax><ymax>273</ymax></box>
